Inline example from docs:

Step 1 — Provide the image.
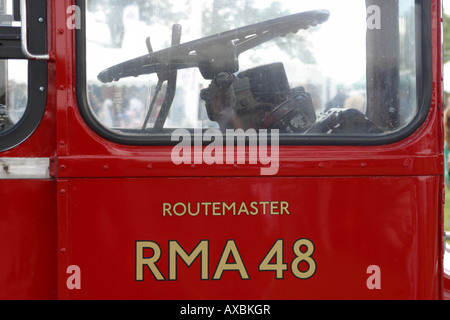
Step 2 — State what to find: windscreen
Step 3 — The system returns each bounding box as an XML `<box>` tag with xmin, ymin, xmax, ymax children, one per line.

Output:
<box><xmin>83</xmin><ymin>0</ymin><xmax>420</xmax><ymax>139</ymax></box>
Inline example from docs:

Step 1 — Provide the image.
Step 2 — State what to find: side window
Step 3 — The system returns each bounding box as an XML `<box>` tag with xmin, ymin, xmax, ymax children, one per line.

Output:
<box><xmin>0</xmin><ymin>59</ymin><xmax>28</xmax><ymax>133</ymax></box>
<box><xmin>0</xmin><ymin>0</ymin><xmax>48</xmax><ymax>152</ymax></box>
<box><xmin>77</xmin><ymin>0</ymin><xmax>430</xmax><ymax>145</ymax></box>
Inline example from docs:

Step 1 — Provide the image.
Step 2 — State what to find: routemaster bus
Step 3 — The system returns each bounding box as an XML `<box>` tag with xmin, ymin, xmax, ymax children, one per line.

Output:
<box><xmin>0</xmin><ymin>0</ymin><xmax>448</xmax><ymax>300</ymax></box>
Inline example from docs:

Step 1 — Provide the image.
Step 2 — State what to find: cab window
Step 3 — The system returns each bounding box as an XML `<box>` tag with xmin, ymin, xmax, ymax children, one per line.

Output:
<box><xmin>0</xmin><ymin>0</ymin><xmax>48</xmax><ymax>152</ymax></box>
<box><xmin>0</xmin><ymin>59</ymin><xmax>28</xmax><ymax>133</ymax></box>
<box><xmin>77</xmin><ymin>0</ymin><xmax>429</xmax><ymax>145</ymax></box>
<box><xmin>0</xmin><ymin>1</ymin><xmax>27</xmax><ymax>133</ymax></box>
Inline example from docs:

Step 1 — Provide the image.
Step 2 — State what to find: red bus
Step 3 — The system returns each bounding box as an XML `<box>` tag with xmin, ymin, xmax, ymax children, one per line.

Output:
<box><xmin>0</xmin><ymin>0</ymin><xmax>448</xmax><ymax>300</ymax></box>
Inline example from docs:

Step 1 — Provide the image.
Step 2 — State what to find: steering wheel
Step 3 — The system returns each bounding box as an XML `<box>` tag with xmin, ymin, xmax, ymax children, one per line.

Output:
<box><xmin>97</xmin><ymin>10</ymin><xmax>330</xmax><ymax>83</ymax></box>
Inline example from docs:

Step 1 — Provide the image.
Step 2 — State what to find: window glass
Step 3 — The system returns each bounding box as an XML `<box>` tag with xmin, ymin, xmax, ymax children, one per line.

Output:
<box><xmin>0</xmin><ymin>0</ymin><xmax>47</xmax><ymax>152</ymax></box>
<box><xmin>0</xmin><ymin>59</ymin><xmax>28</xmax><ymax>132</ymax></box>
<box><xmin>83</xmin><ymin>0</ymin><xmax>421</xmax><ymax>139</ymax></box>
<box><xmin>0</xmin><ymin>0</ymin><xmax>28</xmax><ymax>133</ymax></box>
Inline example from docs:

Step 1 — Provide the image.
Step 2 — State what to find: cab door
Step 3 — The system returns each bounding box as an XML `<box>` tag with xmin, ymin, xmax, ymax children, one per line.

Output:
<box><xmin>57</xmin><ymin>0</ymin><xmax>444</xmax><ymax>300</ymax></box>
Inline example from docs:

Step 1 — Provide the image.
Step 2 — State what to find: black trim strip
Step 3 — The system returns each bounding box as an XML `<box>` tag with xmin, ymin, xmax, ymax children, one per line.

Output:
<box><xmin>76</xmin><ymin>0</ymin><xmax>432</xmax><ymax>147</ymax></box>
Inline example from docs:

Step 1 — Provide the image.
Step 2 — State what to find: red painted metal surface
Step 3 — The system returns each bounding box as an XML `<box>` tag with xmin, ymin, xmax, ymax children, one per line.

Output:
<box><xmin>0</xmin><ymin>180</ymin><xmax>56</xmax><ymax>300</ymax></box>
<box><xmin>60</xmin><ymin>176</ymin><xmax>441</xmax><ymax>300</ymax></box>
<box><xmin>0</xmin><ymin>0</ymin><xmax>446</xmax><ymax>300</ymax></box>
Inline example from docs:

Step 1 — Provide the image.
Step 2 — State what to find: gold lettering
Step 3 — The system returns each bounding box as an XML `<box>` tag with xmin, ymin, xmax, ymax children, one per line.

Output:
<box><xmin>135</xmin><ymin>241</ymin><xmax>165</xmax><ymax>281</ymax></box>
<box><xmin>249</xmin><ymin>202</ymin><xmax>259</xmax><ymax>215</ymax></box>
<box><xmin>270</xmin><ymin>202</ymin><xmax>279</xmax><ymax>215</ymax></box>
<box><xmin>163</xmin><ymin>203</ymin><xmax>172</xmax><ymax>216</ymax></box>
<box><xmin>259</xmin><ymin>202</ymin><xmax>270</xmax><ymax>215</ymax></box>
<box><xmin>201</xmin><ymin>202</ymin><xmax>212</xmax><ymax>216</ymax></box>
<box><xmin>281</xmin><ymin>202</ymin><xmax>291</xmax><ymax>215</ymax></box>
<box><xmin>162</xmin><ymin>201</ymin><xmax>292</xmax><ymax>217</ymax></box>
<box><xmin>237</xmin><ymin>202</ymin><xmax>250</xmax><ymax>216</ymax></box>
<box><xmin>173</xmin><ymin>202</ymin><xmax>187</xmax><ymax>216</ymax></box>
<box><xmin>188</xmin><ymin>203</ymin><xmax>200</xmax><ymax>216</ymax></box>
<box><xmin>169</xmin><ymin>240</ymin><xmax>209</xmax><ymax>281</ymax></box>
<box><xmin>212</xmin><ymin>202</ymin><xmax>222</xmax><ymax>216</ymax></box>
<box><xmin>223</xmin><ymin>202</ymin><xmax>236</xmax><ymax>215</ymax></box>
<box><xmin>213</xmin><ymin>240</ymin><xmax>250</xmax><ymax>280</ymax></box>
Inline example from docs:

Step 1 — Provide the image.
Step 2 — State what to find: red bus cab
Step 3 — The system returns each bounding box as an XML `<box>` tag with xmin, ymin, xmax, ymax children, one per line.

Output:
<box><xmin>0</xmin><ymin>0</ymin><xmax>448</xmax><ymax>300</ymax></box>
